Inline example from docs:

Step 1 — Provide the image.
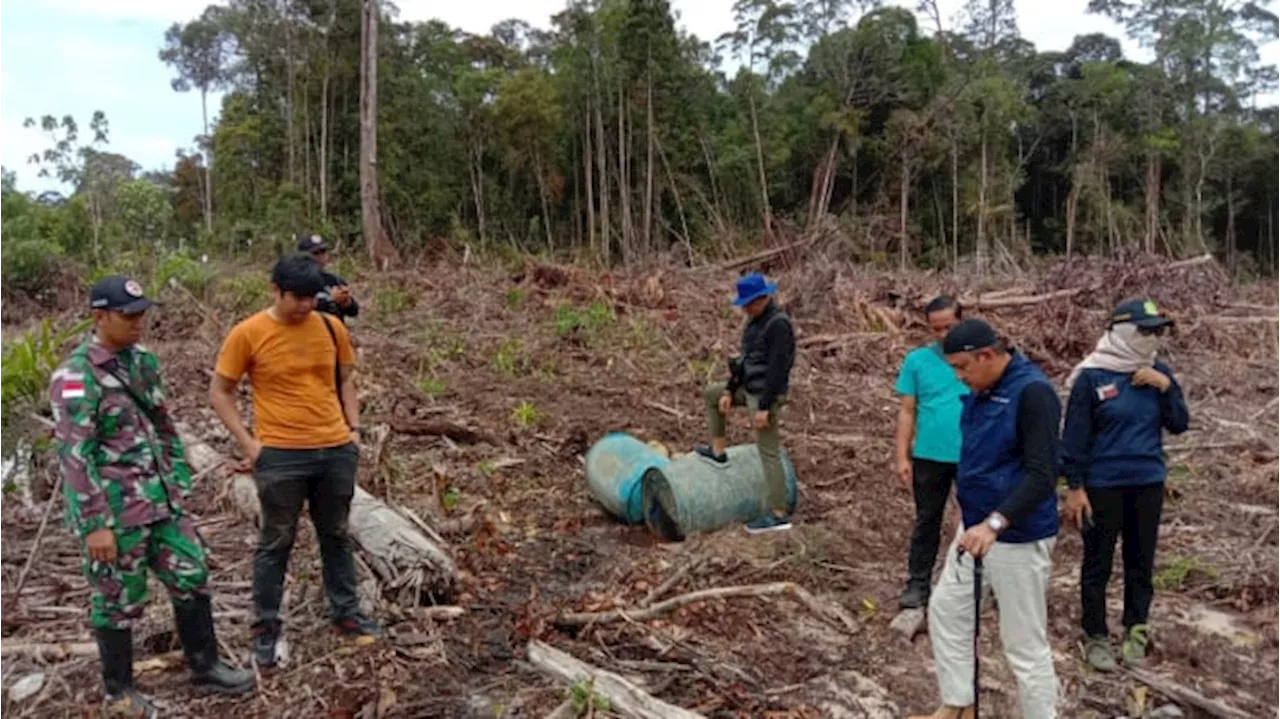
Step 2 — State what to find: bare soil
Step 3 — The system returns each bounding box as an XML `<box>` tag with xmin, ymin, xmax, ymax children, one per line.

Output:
<box><xmin>3</xmin><ymin>252</ymin><xmax>1276</xmax><ymax>718</ymax></box>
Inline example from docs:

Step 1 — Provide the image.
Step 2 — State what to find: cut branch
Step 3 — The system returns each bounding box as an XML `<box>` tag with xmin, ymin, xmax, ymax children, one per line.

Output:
<box><xmin>527</xmin><ymin>640</ymin><xmax>706</xmax><ymax>719</ymax></box>
<box><xmin>387</xmin><ymin>418</ymin><xmax>497</xmax><ymax>445</ymax></box>
<box><xmin>556</xmin><ymin>581</ymin><xmax>858</xmax><ymax>635</ymax></box>
<box><xmin>1123</xmin><ymin>667</ymin><xmax>1251</xmax><ymax>719</ymax></box>
<box><xmin>957</xmin><ymin>287</ymin><xmax>1082</xmax><ymax>309</ymax></box>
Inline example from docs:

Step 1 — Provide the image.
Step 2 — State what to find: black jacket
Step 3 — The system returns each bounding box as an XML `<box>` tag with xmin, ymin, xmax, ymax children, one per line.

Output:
<box><xmin>316</xmin><ymin>270</ymin><xmax>359</xmax><ymax>322</ymax></box>
<box><xmin>727</xmin><ymin>301</ymin><xmax>795</xmax><ymax>410</ymax></box>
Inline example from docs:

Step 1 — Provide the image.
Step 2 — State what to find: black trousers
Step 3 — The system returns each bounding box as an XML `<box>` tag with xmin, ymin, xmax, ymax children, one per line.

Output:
<box><xmin>906</xmin><ymin>458</ymin><xmax>957</xmax><ymax>590</ymax></box>
<box><xmin>252</xmin><ymin>443</ymin><xmax>361</xmax><ymax>624</ymax></box>
<box><xmin>1080</xmin><ymin>483</ymin><xmax>1164</xmax><ymax>638</ymax></box>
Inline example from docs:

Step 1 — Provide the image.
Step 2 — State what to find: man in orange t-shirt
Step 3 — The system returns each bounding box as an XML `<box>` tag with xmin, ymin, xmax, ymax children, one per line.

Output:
<box><xmin>209</xmin><ymin>253</ymin><xmax>379</xmax><ymax>667</ymax></box>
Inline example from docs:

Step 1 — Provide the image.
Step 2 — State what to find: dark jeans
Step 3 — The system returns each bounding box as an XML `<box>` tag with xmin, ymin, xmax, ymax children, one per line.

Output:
<box><xmin>1080</xmin><ymin>484</ymin><xmax>1164</xmax><ymax>638</ymax></box>
<box><xmin>252</xmin><ymin>443</ymin><xmax>360</xmax><ymax>624</ymax></box>
<box><xmin>906</xmin><ymin>458</ymin><xmax>957</xmax><ymax>591</ymax></box>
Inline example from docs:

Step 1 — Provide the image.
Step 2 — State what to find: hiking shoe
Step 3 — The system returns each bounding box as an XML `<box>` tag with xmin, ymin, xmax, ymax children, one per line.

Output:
<box><xmin>745</xmin><ymin>514</ymin><xmax>792</xmax><ymax>534</ymax></box>
<box><xmin>898</xmin><ymin>583</ymin><xmax>930</xmax><ymax>609</ymax></box>
<box><xmin>251</xmin><ymin>620</ymin><xmax>282</xmax><ymax>667</ymax></box>
<box><xmin>333</xmin><ymin>613</ymin><xmax>382</xmax><ymax>645</ymax></box>
<box><xmin>1122</xmin><ymin>624</ymin><xmax>1150</xmax><ymax>666</ymax></box>
<box><xmin>694</xmin><ymin>444</ymin><xmax>728</xmax><ymax>464</ymax></box>
<box><xmin>1083</xmin><ymin>635</ymin><xmax>1117</xmax><ymax>672</ymax></box>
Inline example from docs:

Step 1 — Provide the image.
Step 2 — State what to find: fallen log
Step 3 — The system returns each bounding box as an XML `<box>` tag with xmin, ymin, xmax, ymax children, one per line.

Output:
<box><xmin>0</xmin><ymin>643</ymin><xmax>183</xmax><ymax>673</ymax></box>
<box><xmin>957</xmin><ymin>287</ymin><xmax>1082</xmax><ymax>309</ymax></box>
<box><xmin>527</xmin><ymin>641</ymin><xmax>705</xmax><ymax>719</ymax></box>
<box><xmin>555</xmin><ymin>581</ymin><xmax>858</xmax><ymax>635</ymax></box>
<box><xmin>178</xmin><ymin>425</ymin><xmax>457</xmax><ymax>603</ymax></box>
<box><xmin>703</xmin><ymin>238</ymin><xmax>813</xmax><ymax>274</ymax></box>
<box><xmin>1167</xmin><ymin>253</ymin><xmax>1215</xmax><ymax>270</ymax></box>
<box><xmin>1123</xmin><ymin>667</ymin><xmax>1251</xmax><ymax>719</ymax></box>
<box><xmin>387</xmin><ymin>418</ymin><xmax>497</xmax><ymax>445</ymax></box>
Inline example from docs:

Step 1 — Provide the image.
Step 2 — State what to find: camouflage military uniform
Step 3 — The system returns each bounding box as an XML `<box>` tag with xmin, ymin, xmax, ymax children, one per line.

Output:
<box><xmin>50</xmin><ymin>341</ymin><xmax>209</xmax><ymax>630</ymax></box>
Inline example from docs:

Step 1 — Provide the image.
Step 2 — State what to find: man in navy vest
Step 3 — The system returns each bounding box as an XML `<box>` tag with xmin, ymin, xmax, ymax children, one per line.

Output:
<box><xmin>909</xmin><ymin>319</ymin><xmax>1060</xmax><ymax>719</ymax></box>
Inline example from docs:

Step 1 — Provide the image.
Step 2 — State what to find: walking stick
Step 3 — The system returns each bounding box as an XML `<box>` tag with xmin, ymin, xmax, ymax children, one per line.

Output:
<box><xmin>973</xmin><ymin>555</ymin><xmax>984</xmax><ymax>718</ymax></box>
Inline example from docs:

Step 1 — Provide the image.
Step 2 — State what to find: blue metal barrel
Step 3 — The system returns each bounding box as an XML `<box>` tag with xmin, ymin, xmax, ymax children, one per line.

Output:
<box><xmin>584</xmin><ymin>431</ymin><xmax>672</xmax><ymax>525</ymax></box>
<box><xmin>642</xmin><ymin>444</ymin><xmax>799</xmax><ymax>540</ymax></box>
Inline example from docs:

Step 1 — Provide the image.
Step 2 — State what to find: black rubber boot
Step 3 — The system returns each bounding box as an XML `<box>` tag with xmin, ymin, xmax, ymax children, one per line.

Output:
<box><xmin>95</xmin><ymin>627</ymin><xmax>159</xmax><ymax>718</ymax></box>
<box><xmin>173</xmin><ymin>595</ymin><xmax>255</xmax><ymax>696</ymax></box>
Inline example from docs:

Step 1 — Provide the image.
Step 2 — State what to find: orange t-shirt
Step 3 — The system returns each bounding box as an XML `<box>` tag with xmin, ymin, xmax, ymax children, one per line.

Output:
<box><xmin>215</xmin><ymin>310</ymin><xmax>355</xmax><ymax>449</ymax></box>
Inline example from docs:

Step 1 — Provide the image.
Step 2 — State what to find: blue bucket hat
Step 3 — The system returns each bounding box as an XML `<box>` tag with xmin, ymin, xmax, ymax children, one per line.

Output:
<box><xmin>732</xmin><ymin>272</ymin><xmax>778</xmax><ymax>307</ymax></box>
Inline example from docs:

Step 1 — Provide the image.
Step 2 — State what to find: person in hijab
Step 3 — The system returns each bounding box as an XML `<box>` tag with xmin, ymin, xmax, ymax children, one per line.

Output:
<box><xmin>1062</xmin><ymin>298</ymin><xmax>1189</xmax><ymax>671</ymax></box>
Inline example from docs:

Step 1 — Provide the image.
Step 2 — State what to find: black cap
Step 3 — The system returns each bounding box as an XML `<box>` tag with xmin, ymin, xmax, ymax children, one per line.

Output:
<box><xmin>1110</xmin><ymin>298</ymin><xmax>1172</xmax><ymax>328</ymax></box>
<box><xmin>90</xmin><ymin>276</ymin><xmax>156</xmax><ymax>314</ymax></box>
<box><xmin>942</xmin><ymin>318</ymin><xmax>999</xmax><ymax>354</ymax></box>
<box><xmin>296</xmin><ymin>233</ymin><xmax>330</xmax><ymax>253</ymax></box>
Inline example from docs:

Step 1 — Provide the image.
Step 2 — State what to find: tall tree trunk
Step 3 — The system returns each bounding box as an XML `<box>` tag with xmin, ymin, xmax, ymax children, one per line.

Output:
<box><xmin>303</xmin><ymin>72</ymin><xmax>313</xmax><ymax>215</ymax></box>
<box><xmin>1065</xmin><ymin>114</ymin><xmax>1078</xmax><ymax>255</ymax></box>
<box><xmin>655</xmin><ymin>133</ymin><xmax>692</xmax><ymax>262</ymax></box>
<box><xmin>1267</xmin><ymin>201</ymin><xmax>1275</xmax><ymax>271</ymax></box>
<box><xmin>285</xmin><ymin>8</ymin><xmax>297</xmax><ymax>187</ymax></box>
<box><xmin>200</xmin><ymin>90</ymin><xmax>214</xmax><ymax>234</ymax></box>
<box><xmin>359</xmin><ymin>0</ymin><xmax>398</xmax><ymax>268</ymax></box>
<box><xmin>643</xmin><ymin>66</ymin><xmax>655</xmax><ymax>254</ymax></box>
<box><xmin>698</xmin><ymin>133</ymin><xmax>726</xmax><ymax>232</ymax></box>
<box><xmin>976</xmin><ymin>116</ymin><xmax>989</xmax><ymax>275</ymax></box>
<box><xmin>747</xmin><ymin>90</ymin><xmax>772</xmax><ymax>243</ymax></box>
<box><xmin>950</xmin><ymin>132</ymin><xmax>958</xmax><ymax>267</ymax></box>
<box><xmin>320</xmin><ymin>67</ymin><xmax>330</xmax><ymax>219</ymax></box>
<box><xmin>617</xmin><ymin>83</ymin><xmax>633</xmax><ymax>262</ymax></box>
<box><xmin>594</xmin><ymin>69</ymin><xmax>610</xmax><ymax>263</ymax></box>
<box><xmin>899</xmin><ymin>149</ymin><xmax>910</xmax><ymax>271</ymax></box>
<box><xmin>469</xmin><ymin>142</ymin><xmax>487</xmax><ymax>243</ymax></box>
<box><xmin>1143</xmin><ymin>153</ymin><xmax>1159</xmax><ymax>254</ymax></box>
<box><xmin>584</xmin><ymin>102</ymin><xmax>596</xmax><ymax>256</ymax></box>
<box><xmin>535</xmin><ymin>152</ymin><xmax>553</xmax><ymax>250</ymax></box>
<box><xmin>1225</xmin><ymin>171</ymin><xmax>1236</xmax><ymax>276</ymax></box>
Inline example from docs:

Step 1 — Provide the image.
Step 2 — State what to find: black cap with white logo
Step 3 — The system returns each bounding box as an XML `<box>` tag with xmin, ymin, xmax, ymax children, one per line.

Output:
<box><xmin>90</xmin><ymin>276</ymin><xmax>156</xmax><ymax>314</ymax></box>
<box><xmin>296</xmin><ymin>233</ymin><xmax>331</xmax><ymax>253</ymax></box>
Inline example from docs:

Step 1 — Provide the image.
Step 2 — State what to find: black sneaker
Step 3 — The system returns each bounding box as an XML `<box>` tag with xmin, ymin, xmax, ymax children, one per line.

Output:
<box><xmin>332</xmin><ymin>613</ymin><xmax>381</xmax><ymax>645</ymax></box>
<box><xmin>694</xmin><ymin>444</ymin><xmax>729</xmax><ymax>464</ymax></box>
<box><xmin>251</xmin><ymin>620</ymin><xmax>282</xmax><ymax>667</ymax></box>
<box><xmin>745</xmin><ymin>514</ymin><xmax>793</xmax><ymax>534</ymax></box>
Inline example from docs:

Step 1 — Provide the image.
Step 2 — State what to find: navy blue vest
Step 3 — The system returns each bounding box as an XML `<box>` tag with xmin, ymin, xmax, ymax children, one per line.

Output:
<box><xmin>956</xmin><ymin>354</ymin><xmax>1060</xmax><ymax>544</ymax></box>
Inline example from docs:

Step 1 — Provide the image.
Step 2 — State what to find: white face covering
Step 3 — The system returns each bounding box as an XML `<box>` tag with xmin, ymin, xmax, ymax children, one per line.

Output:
<box><xmin>1065</xmin><ymin>322</ymin><xmax>1160</xmax><ymax>392</ymax></box>
<box><xmin>1122</xmin><ymin>324</ymin><xmax>1161</xmax><ymax>358</ymax></box>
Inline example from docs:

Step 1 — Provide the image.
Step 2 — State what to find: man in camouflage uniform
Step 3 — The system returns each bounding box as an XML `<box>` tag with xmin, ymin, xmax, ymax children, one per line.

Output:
<box><xmin>50</xmin><ymin>276</ymin><xmax>254</xmax><ymax>715</ymax></box>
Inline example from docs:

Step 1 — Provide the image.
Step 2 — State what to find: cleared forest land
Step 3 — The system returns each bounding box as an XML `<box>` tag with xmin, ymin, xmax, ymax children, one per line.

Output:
<box><xmin>2</xmin><ymin>252</ymin><xmax>1276</xmax><ymax>718</ymax></box>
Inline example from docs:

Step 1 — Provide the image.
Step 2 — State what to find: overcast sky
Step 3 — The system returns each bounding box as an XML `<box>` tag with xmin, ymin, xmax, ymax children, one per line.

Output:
<box><xmin>2</xmin><ymin>0</ymin><xmax>1275</xmax><ymax>193</ymax></box>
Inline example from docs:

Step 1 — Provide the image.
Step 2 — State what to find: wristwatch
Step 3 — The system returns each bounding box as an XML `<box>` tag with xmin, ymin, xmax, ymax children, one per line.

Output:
<box><xmin>986</xmin><ymin>514</ymin><xmax>1008</xmax><ymax>534</ymax></box>
<box><xmin>350</xmin><ymin>425</ymin><xmax>365</xmax><ymax>438</ymax></box>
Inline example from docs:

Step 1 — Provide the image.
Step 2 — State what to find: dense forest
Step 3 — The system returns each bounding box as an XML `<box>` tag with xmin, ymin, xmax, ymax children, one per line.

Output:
<box><xmin>3</xmin><ymin>0</ymin><xmax>1278</xmax><ymax>292</ymax></box>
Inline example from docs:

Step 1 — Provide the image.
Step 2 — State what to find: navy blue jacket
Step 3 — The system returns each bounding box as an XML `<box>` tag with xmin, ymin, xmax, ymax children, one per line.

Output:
<box><xmin>957</xmin><ymin>353</ymin><xmax>1061</xmax><ymax>544</ymax></box>
<box><xmin>1061</xmin><ymin>361</ymin><xmax>1189</xmax><ymax>490</ymax></box>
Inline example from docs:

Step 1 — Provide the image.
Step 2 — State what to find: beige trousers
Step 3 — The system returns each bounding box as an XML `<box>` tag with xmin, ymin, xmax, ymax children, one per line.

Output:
<box><xmin>927</xmin><ymin>527</ymin><xmax>1059</xmax><ymax>719</ymax></box>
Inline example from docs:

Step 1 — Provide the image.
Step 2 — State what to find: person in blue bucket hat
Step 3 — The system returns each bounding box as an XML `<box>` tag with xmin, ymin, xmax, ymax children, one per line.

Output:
<box><xmin>695</xmin><ymin>271</ymin><xmax>797</xmax><ymax>533</ymax></box>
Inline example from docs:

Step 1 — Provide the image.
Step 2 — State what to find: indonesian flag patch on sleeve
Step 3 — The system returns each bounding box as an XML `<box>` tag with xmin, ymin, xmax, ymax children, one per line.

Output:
<box><xmin>60</xmin><ymin>373</ymin><xmax>86</xmax><ymax>399</ymax></box>
<box><xmin>1096</xmin><ymin>382</ymin><xmax>1119</xmax><ymax>401</ymax></box>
